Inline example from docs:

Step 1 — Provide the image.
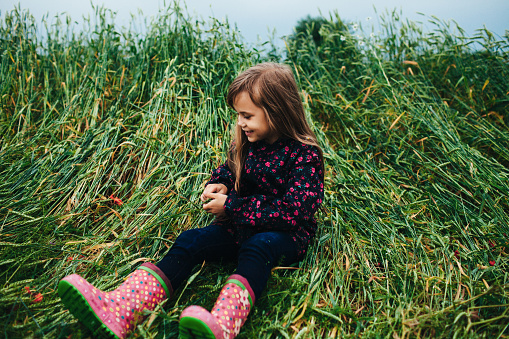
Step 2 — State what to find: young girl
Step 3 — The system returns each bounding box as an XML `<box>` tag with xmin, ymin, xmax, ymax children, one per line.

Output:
<box><xmin>58</xmin><ymin>62</ymin><xmax>324</xmax><ymax>339</ymax></box>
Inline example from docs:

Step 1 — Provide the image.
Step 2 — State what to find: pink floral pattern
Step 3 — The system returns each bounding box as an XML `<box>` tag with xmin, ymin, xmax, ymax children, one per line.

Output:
<box><xmin>211</xmin><ymin>280</ymin><xmax>252</xmax><ymax>338</ymax></box>
<box><xmin>207</xmin><ymin>138</ymin><xmax>324</xmax><ymax>256</ymax></box>
<box><xmin>179</xmin><ymin>275</ymin><xmax>254</xmax><ymax>339</ymax></box>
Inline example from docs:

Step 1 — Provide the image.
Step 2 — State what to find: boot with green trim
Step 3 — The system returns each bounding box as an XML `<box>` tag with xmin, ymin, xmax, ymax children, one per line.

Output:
<box><xmin>58</xmin><ymin>262</ymin><xmax>173</xmax><ymax>338</ymax></box>
<box><xmin>179</xmin><ymin>274</ymin><xmax>255</xmax><ymax>339</ymax></box>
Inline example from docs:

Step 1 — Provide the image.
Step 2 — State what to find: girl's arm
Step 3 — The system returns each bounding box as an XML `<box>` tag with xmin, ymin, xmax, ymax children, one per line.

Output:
<box><xmin>223</xmin><ymin>146</ymin><xmax>324</xmax><ymax>231</ymax></box>
<box><xmin>206</xmin><ymin>162</ymin><xmax>235</xmax><ymax>192</ymax></box>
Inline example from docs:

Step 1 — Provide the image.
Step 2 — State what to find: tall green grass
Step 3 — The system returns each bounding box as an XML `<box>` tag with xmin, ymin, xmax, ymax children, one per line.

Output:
<box><xmin>1</xmin><ymin>3</ymin><xmax>508</xmax><ymax>338</ymax></box>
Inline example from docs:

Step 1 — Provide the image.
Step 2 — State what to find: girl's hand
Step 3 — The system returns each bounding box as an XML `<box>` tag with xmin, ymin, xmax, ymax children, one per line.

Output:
<box><xmin>201</xmin><ymin>184</ymin><xmax>228</xmax><ymax>202</ymax></box>
<box><xmin>202</xmin><ymin>192</ymin><xmax>227</xmax><ymax>218</ymax></box>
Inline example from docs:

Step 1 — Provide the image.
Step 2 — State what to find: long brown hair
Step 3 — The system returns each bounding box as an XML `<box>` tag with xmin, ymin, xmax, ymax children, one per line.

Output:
<box><xmin>226</xmin><ymin>63</ymin><xmax>324</xmax><ymax>191</ymax></box>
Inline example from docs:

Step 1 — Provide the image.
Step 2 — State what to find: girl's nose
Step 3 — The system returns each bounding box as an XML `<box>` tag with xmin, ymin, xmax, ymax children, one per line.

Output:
<box><xmin>237</xmin><ymin>117</ymin><xmax>245</xmax><ymax>127</ymax></box>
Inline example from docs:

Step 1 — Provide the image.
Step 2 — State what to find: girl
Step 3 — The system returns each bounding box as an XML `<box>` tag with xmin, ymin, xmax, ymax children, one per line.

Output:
<box><xmin>58</xmin><ymin>63</ymin><xmax>324</xmax><ymax>339</ymax></box>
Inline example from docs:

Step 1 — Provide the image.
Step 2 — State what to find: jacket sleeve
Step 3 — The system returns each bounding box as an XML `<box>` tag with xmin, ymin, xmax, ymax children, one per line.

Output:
<box><xmin>206</xmin><ymin>161</ymin><xmax>235</xmax><ymax>192</ymax></box>
<box><xmin>223</xmin><ymin>145</ymin><xmax>323</xmax><ymax>231</ymax></box>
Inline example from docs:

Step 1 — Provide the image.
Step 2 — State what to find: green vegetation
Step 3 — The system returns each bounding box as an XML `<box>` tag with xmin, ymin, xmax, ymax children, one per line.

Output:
<box><xmin>1</xmin><ymin>3</ymin><xmax>508</xmax><ymax>338</ymax></box>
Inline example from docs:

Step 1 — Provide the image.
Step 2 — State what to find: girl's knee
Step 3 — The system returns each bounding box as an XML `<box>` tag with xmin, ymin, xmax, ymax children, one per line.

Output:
<box><xmin>243</xmin><ymin>233</ymin><xmax>275</xmax><ymax>250</ymax></box>
<box><xmin>174</xmin><ymin>225</ymin><xmax>224</xmax><ymax>247</ymax></box>
<box><xmin>241</xmin><ymin>232</ymin><xmax>295</xmax><ymax>261</ymax></box>
<box><xmin>174</xmin><ymin>228</ymin><xmax>200</xmax><ymax>246</ymax></box>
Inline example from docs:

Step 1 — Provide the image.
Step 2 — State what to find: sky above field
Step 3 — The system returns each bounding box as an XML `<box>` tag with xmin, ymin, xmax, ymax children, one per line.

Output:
<box><xmin>1</xmin><ymin>0</ymin><xmax>507</xmax><ymax>44</ymax></box>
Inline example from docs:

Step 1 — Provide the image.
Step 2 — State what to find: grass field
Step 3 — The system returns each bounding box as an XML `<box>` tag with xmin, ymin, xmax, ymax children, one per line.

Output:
<box><xmin>1</xmin><ymin>2</ymin><xmax>508</xmax><ymax>338</ymax></box>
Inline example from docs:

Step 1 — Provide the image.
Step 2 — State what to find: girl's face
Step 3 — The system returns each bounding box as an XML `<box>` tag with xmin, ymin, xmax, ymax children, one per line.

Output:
<box><xmin>234</xmin><ymin>91</ymin><xmax>278</xmax><ymax>144</ymax></box>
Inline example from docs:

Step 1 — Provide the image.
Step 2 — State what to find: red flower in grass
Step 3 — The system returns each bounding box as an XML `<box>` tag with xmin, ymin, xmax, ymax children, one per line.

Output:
<box><xmin>25</xmin><ymin>286</ymin><xmax>43</xmax><ymax>303</ymax></box>
<box><xmin>109</xmin><ymin>195</ymin><xmax>123</xmax><ymax>206</ymax></box>
<box><xmin>67</xmin><ymin>255</ymin><xmax>85</xmax><ymax>262</ymax></box>
<box><xmin>489</xmin><ymin>260</ymin><xmax>496</xmax><ymax>266</ymax></box>
<box><xmin>32</xmin><ymin>293</ymin><xmax>43</xmax><ymax>303</ymax></box>
<box><xmin>454</xmin><ymin>250</ymin><xmax>460</xmax><ymax>259</ymax></box>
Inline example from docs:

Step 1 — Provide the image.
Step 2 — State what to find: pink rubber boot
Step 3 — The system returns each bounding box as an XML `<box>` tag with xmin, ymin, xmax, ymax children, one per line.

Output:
<box><xmin>58</xmin><ymin>263</ymin><xmax>172</xmax><ymax>338</ymax></box>
<box><xmin>179</xmin><ymin>274</ymin><xmax>255</xmax><ymax>339</ymax></box>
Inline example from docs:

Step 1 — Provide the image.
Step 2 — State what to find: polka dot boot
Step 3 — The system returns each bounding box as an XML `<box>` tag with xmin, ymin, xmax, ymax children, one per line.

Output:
<box><xmin>179</xmin><ymin>274</ymin><xmax>255</xmax><ymax>339</ymax></box>
<box><xmin>58</xmin><ymin>262</ymin><xmax>172</xmax><ymax>338</ymax></box>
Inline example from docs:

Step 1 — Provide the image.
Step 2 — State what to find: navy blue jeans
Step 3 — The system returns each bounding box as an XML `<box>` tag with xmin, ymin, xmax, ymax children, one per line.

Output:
<box><xmin>156</xmin><ymin>224</ymin><xmax>301</xmax><ymax>300</ymax></box>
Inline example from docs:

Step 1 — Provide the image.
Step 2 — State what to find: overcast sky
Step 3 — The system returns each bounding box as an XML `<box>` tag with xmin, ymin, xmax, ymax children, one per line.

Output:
<box><xmin>1</xmin><ymin>0</ymin><xmax>507</xmax><ymax>44</ymax></box>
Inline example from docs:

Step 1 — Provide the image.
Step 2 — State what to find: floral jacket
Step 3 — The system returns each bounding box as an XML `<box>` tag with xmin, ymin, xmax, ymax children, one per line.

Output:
<box><xmin>207</xmin><ymin>138</ymin><xmax>324</xmax><ymax>257</ymax></box>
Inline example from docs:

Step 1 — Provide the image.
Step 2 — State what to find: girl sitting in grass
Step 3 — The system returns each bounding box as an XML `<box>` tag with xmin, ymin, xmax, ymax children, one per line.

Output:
<box><xmin>58</xmin><ymin>62</ymin><xmax>324</xmax><ymax>339</ymax></box>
